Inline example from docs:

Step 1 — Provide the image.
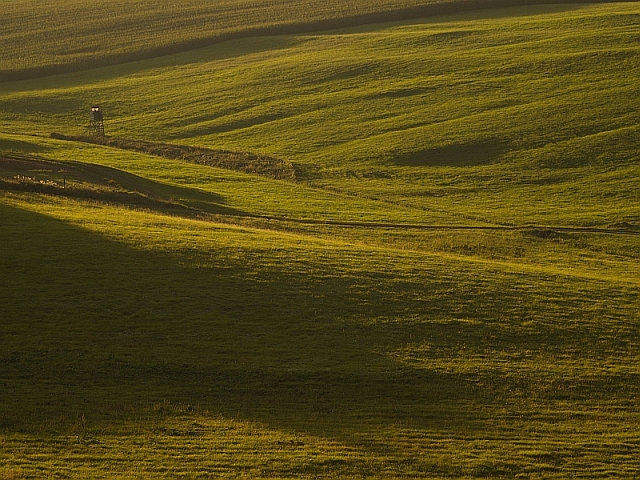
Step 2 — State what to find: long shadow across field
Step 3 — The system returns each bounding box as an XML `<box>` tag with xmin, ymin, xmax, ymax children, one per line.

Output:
<box><xmin>0</xmin><ymin>157</ymin><xmax>242</xmax><ymax>217</ymax></box>
<box><xmin>0</xmin><ymin>202</ymin><xmax>470</xmax><ymax>434</ymax></box>
<box><xmin>1</xmin><ymin>203</ymin><xmax>637</xmax><ymax>444</ymax></box>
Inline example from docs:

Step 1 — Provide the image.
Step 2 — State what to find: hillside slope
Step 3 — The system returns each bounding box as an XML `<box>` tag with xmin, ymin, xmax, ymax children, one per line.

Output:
<box><xmin>0</xmin><ymin>2</ymin><xmax>638</xmax><ymax>478</ymax></box>
<box><xmin>1</xmin><ymin>184</ymin><xmax>638</xmax><ymax>478</ymax></box>
<box><xmin>1</xmin><ymin>3</ymin><xmax>638</xmax><ymax>227</ymax></box>
<box><xmin>0</xmin><ymin>0</ymin><xmax>625</xmax><ymax>80</ymax></box>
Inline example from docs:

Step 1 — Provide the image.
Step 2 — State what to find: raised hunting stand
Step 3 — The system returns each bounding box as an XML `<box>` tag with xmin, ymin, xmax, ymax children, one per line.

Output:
<box><xmin>88</xmin><ymin>105</ymin><xmax>105</xmax><ymax>137</ymax></box>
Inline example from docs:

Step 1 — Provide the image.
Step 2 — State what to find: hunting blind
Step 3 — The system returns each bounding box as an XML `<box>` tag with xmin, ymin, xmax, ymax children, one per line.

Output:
<box><xmin>88</xmin><ymin>105</ymin><xmax>105</xmax><ymax>137</ymax></box>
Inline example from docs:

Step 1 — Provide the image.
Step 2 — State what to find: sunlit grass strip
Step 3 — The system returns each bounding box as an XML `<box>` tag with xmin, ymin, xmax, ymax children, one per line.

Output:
<box><xmin>2</xmin><ymin>414</ymin><xmax>637</xmax><ymax>478</ymax></box>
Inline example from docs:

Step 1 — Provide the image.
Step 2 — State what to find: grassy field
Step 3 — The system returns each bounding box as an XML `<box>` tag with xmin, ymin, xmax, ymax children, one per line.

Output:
<box><xmin>1</xmin><ymin>3</ymin><xmax>638</xmax><ymax>227</ymax></box>
<box><xmin>1</xmin><ymin>187</ymin><xmax>638</xmax><ymax>478</ymax></box>
<box><xmin>0</xmin><ymin>0</ymin><xmax>639</xmax><ymax>478</ymax></box>
<box><xmin>1</xmin><ymin>0</ymin><xmax>617</xmax><ymax>81</ymax></box>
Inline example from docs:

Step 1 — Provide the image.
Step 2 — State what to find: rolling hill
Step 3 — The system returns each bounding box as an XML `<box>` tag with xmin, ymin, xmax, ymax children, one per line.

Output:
<box><xmin>0</xmin><ymin>1</ymin><xmax>638</xmax><ymax>478</ymax></box>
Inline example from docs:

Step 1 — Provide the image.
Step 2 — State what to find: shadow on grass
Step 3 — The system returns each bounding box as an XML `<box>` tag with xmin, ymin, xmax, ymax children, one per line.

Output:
<box><xmin>394</xmin><ymin>139</ymin><xmax>509</xmax><ymax>167</ymax></box>
<box><xmin>0</xmin><ymin>202</ymin><xmax>637</xmax><ymax>443</ymax></box>
<box><xmin>0</xmin><ymin>202</ymin><xmax>469</xmax><ymax>436</ymax></box>
<box><xmin>0</xmin><ymin>138</ymin><xmax>50</xmax><ymax>154</ymax></box>
<box><xmin>0</xmin><ymin>156</ymin><xmax>244</xmax><ymax>217</ymax></box>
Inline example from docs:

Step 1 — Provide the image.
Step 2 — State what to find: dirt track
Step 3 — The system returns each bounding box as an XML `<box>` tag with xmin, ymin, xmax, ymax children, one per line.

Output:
<box><xmin>246</xmin><ymin>215</ymin><xmax>640</xmax><ymax>236</ymax></box>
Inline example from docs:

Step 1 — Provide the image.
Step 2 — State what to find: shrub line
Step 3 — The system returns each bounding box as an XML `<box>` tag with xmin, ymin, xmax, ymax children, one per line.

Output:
<box><xmin>51</xmin><ymin>133</ymin><xmax>297</xmax><ymax>181</ymax></box>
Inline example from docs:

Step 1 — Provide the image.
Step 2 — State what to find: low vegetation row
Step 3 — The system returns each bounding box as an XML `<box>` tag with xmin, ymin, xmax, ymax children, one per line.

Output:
<box><xmin>51</xmin><ymin>133</ymin><xmax>297</xmax><ymax>180</ymax></box>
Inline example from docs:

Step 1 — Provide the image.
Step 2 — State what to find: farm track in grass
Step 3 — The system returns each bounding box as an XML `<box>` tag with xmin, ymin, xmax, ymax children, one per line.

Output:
<box><xmin>45</xmin><ymin>135</ymin><xmax>640</xmax><ymax>236</ymax></box>
<box><xmin>52</xmin><ymin>133</ymin><xmax>298</xmax><ymax>180</ymax></box>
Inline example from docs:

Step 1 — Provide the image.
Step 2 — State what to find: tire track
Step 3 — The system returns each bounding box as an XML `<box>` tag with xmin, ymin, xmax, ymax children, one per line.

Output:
<box><xmin>245</xmin><ymin>214</ymin><xmax>640</xmax><ymax>236</ymax></box>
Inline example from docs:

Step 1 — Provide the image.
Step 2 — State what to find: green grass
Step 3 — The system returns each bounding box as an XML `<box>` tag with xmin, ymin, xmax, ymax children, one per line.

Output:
<box><xmin>0</xmin><ymin>0</ymin><xmax>563</xmax><ymax>81</ymax></box>
<box><xmin>1</xmin><ymin>3</ymin><xmax>638</xmax><ymax>227</ymax></box>
<box><xmin>0</xmin><ymin>134</ymin><xmax>472</xmax><ymax>225</ymax></box>
<box><xmin>0</xmin><ymin>1</ymin><xmax>639</xmax><ymax>478</ymax></box>
<box><xmin>1</xmin><ymin>191</ymin><xmax>638</xmax><ymax>478</ymax></box>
